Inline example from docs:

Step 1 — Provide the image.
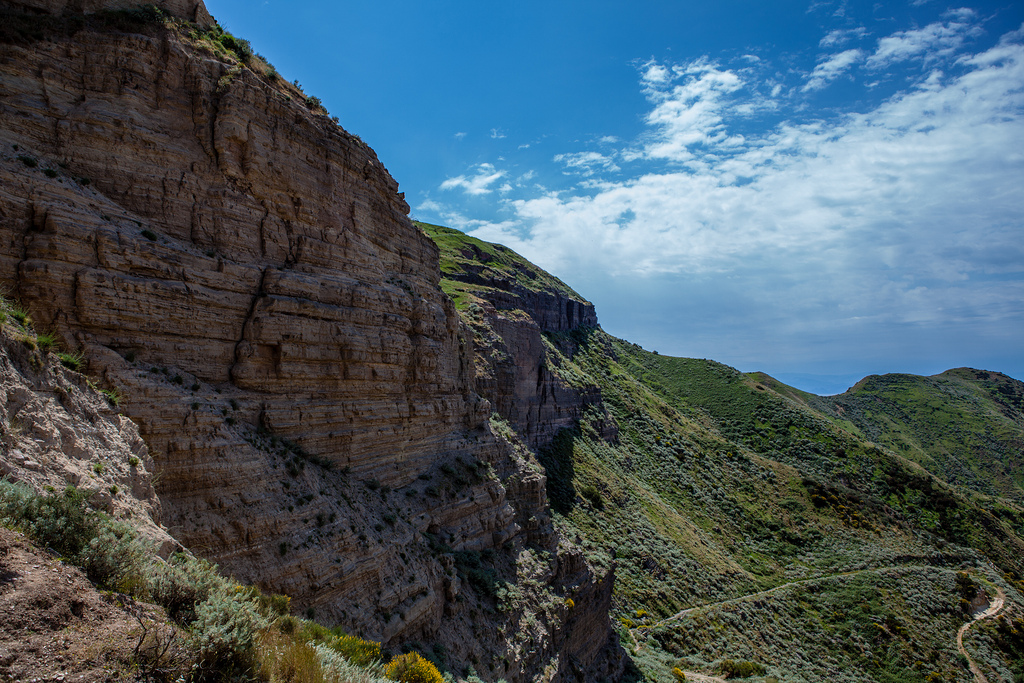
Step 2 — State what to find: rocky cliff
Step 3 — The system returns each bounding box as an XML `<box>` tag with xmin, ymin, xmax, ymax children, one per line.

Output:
<box><xmin>0</xmin><ymin>3</ymin><xmax>620</xmax><ymax>681</ymax></box>
<box><xmin>420</xmin><ymin>223</ymin><xmax>616</xmax><ymax>453</ymax></box>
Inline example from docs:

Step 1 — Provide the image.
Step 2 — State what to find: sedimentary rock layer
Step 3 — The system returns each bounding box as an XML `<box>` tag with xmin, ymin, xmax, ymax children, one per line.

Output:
<box><xmin>0</xmin><ymin>6</ymin><xmax>620</xmax><ymax>681</ymax></box>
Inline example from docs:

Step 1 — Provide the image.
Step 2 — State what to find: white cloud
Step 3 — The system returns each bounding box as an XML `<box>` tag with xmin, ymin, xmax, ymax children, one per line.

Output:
<box><xmin>639</xmin><ymin>59</ymin><xmax>744</xmax><ymax>162</ymax></box>
<box><xmin>465</xmin><ymin>25</ymin><xmax>1024</xmax><ymax>344</ymax></box>
<box><xmin>867</xmin><ymin>18</ymin><xmax>980</xmax><ymax>68</ymax></box>
<box><xmin>490</xmin><ymin>128</ymin><xmax>506</xmax><ymax>139</ymax></box>
<box><xmin>553</xmin><ymin>151</ymin><xmax>620</xmax><ymax>176</ymax></box>
<box><xmin>820</xmin><ymin>27</ymin><xmax>868</xmax><ymax>47</ymax></box>
<box><xmin>803</xmin><ymin>48</ymin><xmax>864</xmax><ymax>91</ymax></box>
<box><xmin>641</xmin><ymin>60</ymin><xmax>672</xmax><ymax>84</ymax></box>
<box><xmin>439</xmin><ymin>163</ymin><xmax>506</xmax><ymax>195</ymax></box>
<box><xmin>454</xmin><ymin>132</ymin><xmax>467</xmax><ymax>140</ymax></box>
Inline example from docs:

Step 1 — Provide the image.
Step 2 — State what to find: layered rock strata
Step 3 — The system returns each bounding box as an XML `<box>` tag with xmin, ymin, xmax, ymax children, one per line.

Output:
<box><xmin>0</xmin><ymin>5</ymin><xmax>620</xmax><ymax>681</ymax></box>
<box><xmin>423</xmin><ymin>225</ymin><xmax>616</xmax><ymax>451</ymax></box>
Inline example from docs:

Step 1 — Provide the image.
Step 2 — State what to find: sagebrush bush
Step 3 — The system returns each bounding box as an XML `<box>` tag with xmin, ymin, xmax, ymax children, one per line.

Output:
<box><xmin>316</xmin><ymin>646</ymin><xmax>390</xmax><ymax>683</ymax></box>
<box><xmin>0</xmin><ymin>482</ymin><xmax>99</xmax><ymax>558</ymax></box>
<box><xmin>384</xmin><ymin>652</ymin><xmax>445</xmax><ymax>683</ymax></box>
<box><xmin>0</xmin><ymin>479</ymin><xmax>153</xmax><ymax>596</ymax></box>
<box><xmin>0</xmin><ymin>481</ymin><xmax>277</xmax><ymax>680</ymax></box>
<box><xmin>190</xmin><ymin>586</ymin><xmax>269</xmax><ymax>677</ymax></box>
<box><xmin>149</xmin><ymin>552</ymin><xmax>227</xmax><ymax>624</ymax></box>
<box><xmin>77</xmin><ymin>517</ymin><xmax>151</xmax><ymax>592</ymax></box>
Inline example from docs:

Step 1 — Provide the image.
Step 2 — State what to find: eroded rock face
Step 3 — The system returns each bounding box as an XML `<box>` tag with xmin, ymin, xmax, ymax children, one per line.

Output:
<box><xmin>442</xmin><ymin>266</ymin><xmax>615</xmax><ymax>452</ymax></box>
<box><xmin>0</xmin><ymin>9</ymin><xmax>620</xmax><ymax>682</ymax></box>
<box><xmin>0</xmin><ymin>327</ymin><xmax>172</xmax><ymax>552</ymax></box>
<box><xmin>6</xmin><ymin>0</ymin><xmax>213</xmax><ymax>26</ymax></box>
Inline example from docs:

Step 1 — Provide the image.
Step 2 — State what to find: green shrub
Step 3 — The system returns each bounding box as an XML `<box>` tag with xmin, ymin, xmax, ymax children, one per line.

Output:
<box><xmin>189</xmin><ymin>585</ymin><xmax>269</xmax><ymax>676</ymax></box>
<box><xmin>719</xmin><ymin>659</ymin><xmax>766</xmax><ymax>679</ymax></box>
<box><xmin>0</xmin><ymin>482</ymin><xmax>148</xmax><ymax>591</ymax></box>
<box><xmin>141</xmin><ymin>229</ymin><xmax>158</xmax><ymax>241</ymax></box>
<box><xmin>77</xmin><ymin>517</ymin><xmax>150</xmax><ymax>592</ymax></box>
<box><xmin>35</xmin><ymin>332</ymin><xmax>57</xmax><ymax>351</ymax></box>
<box><xmin>58</xmin><ymin>351</ymin><xmax>84</xmax><ymax>371</ymax></box>
<box><xmin>100</xmin><ymin>388</ymin><xmax>123</xmax><ymax>406</ymax></box>
<box><xmin>9</xmin><ymin>304</ymin><xmax>31</xmax><ymax>327</ymax></box>
<box><xmin>148</xmin><ymin>553</ymin><xmax>225</xmax><ymax>624</ymax></box>
<box><xmin>0</xmin><ymin>482</ymin><xmax>96</xmax><ymax>556</ymax></box>
<box><xmin>0</xmin><ymin>481</ymin><xmax>278</xmax><ymax>680</ymax></box>
<box><xmin>579</xmin><ymin>483</ymin><xmax>604</xmax><ymax>510</ymax></box>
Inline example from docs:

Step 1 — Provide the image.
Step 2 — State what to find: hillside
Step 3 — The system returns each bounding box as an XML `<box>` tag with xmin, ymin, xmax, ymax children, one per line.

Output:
<box><xmin>2</xmin><ymin>1</ymin><xmax>1024</xmax><ymax>683</ymax></box>
<box><xmin>811</xmin><ymin>370</ymin><xmax>1024</xmax><ymax>504</ymax></box>
<box><xmin>421</xmin><ymin>222</ymin><xmax>1024</xmax><ymax>682</ymax></box>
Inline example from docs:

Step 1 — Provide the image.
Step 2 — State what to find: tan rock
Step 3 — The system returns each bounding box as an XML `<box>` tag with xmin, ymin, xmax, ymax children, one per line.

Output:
<box><xmin>3</xmin><ymin>0</ymin><xmax>213</xmax><ymax>26</ymax></box>
<box><xmin>0</xmin><ymin>12</ymin><xmax>621</xmax><ymax>682</ymax></box>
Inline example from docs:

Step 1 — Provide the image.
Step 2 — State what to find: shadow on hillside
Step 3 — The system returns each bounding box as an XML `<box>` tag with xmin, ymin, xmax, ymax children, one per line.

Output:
<box><xmin>537</xmin><ymin>426</ymin><xmax>580</xmax><ymax>514</ymax></box>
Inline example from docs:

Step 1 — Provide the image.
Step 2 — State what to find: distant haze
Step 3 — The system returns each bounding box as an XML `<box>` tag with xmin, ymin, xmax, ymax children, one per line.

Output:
<box><xmin>204</xmin><ymin>0</ymin><xmax>1024</xmax><ymax>394</ymax></box>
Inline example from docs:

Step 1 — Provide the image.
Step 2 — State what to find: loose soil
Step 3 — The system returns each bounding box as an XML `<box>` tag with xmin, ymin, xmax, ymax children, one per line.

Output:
<box><xmin>0</xmin><ymin>527</ymin><xmax>176</xmax><ymax>682</ymax></box>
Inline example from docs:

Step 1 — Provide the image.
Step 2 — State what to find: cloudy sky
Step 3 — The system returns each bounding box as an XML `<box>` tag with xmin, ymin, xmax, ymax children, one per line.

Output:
<box><xmin>206</xmin><ymin>0</ymin><xmax>1023</xmax><ymax>394</ymax></box>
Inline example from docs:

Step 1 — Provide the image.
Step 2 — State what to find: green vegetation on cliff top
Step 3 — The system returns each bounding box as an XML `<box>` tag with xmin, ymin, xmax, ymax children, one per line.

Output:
<box><xmin>416</xmin><ymin>221</ymin><xmax>585</xmax><ymax>309</ymax></box>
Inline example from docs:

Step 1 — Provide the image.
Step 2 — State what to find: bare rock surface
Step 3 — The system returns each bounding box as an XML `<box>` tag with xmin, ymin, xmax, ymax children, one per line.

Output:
<box><xmin>5</xmin><ymin>0</ymin><xmax>213</xmax><ymax>25</ymax></box>
<box><xmin>0</xmin><ymin>323</ymin><xmax>171</xmax><ymax>550</ymax></box>
<box><xmin>0</xmin><ymin>9</ymin><xmax>620</xmax><ymax>681</ymax></box>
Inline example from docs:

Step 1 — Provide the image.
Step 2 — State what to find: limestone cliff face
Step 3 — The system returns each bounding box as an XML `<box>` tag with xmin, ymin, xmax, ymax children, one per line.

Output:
<box><xmin>6</xmin><ymin>0</ymin><xmax>212</xmax><ymax>25</ymax></box>
<box><xmin>0</xmin><ymin>5</ymin><xmax>620</xmax><ymax>681</ymax></box>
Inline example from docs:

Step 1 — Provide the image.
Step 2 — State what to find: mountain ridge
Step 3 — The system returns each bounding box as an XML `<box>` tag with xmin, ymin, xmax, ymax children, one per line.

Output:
<box><xmin>2</xmin><ymin>2</ymin><xmax>1024</xmax><ymax>682</ymax></box>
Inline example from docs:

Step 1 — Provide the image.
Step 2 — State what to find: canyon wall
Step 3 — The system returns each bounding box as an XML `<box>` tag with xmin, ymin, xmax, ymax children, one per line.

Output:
<box><xmin>0</xmin><ymin>4</ymin><xmax>620</xmax><ymax>681</ymax></box>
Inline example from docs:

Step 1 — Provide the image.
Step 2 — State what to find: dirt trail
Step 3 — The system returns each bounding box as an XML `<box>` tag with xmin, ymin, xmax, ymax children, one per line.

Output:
<box><xmin>957</xmin><ymin>588</ymin><xmax>1007</xmax><ymax>683</ymax></box>
<box><xmin>637</xmin><ymin>563</ymin><xmax>926</xmax><ymax>639</ymax></box>
<box><xmin>679</xmin><ymin>672</ymin><xmax>727</xmax><ymax>683</ymax></box>
<box><xmin>627</xmin><ymin>562</ymin><xmax>1000</xmax><ymax>683</ymax></box>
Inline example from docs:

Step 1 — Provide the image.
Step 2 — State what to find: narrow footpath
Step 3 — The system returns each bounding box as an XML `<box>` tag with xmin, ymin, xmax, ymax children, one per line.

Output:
<box><xmin>957</xmin><ymin>588</ymin><xmax>1006</xmax><ymax>683</ymax></box>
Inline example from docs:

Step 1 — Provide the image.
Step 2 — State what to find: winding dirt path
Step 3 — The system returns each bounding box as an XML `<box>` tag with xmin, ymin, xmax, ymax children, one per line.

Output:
<box><xmin>637</xmin><ymin>563</ymin><xmax>925</xmax><ymax>639</ymax></box>
<box><xmin>956</xmin><ymin>588</ymin><xmax>1006</xmax><ymax>683</ymax></box>
<box><xmin>627</xmin><ymin>563</ymin><xmax>1008</xmax><ymax>683</ymax></box>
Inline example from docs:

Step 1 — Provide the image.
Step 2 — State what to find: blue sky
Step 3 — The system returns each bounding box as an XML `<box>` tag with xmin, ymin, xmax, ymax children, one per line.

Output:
<box><xmin>204</xmin><ymin>0</ymin><xmax>1024</xmax><ymax>395</ymax></box>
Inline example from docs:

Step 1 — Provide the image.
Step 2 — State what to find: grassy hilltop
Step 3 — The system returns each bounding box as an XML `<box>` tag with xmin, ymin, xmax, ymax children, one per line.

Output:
<box><xmin>422</xmin><ymin>220</ymin><xmax>1024</xmax><ymax>683</ymax></box>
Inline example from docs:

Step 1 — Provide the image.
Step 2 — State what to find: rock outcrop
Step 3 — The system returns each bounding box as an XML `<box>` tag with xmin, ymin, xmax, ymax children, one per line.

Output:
<box><xmin>421</xmin><ymin>223</ymin><xmax>616</xmax><ymax>452</ymax></box>
<box><xmin>6</xmin><ymin>0</ymin><xmax>213</xmax><ymax>25</ymax></box>
<box><xmin>0</xmin><ymin>5</ymin><xmax>621</xmax><ymax>681</ymax></box>
<box><xmin>0</xmin><ymin>318</ymin><xmax>171</xmax><ymax>550</ymax></box>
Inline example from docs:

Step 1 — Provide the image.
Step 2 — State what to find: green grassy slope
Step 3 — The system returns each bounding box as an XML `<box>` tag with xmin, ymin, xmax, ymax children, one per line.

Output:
<box><xmin>416</xmin><ymin>221</ymin><xmax>585</xmax><ymax>309</ymax></box>
<box><xmin>424</xmin><ymin>223</ymin><xmax>1024</xmax><ymax>683</ymax></box>
<box><xmin>551</xmin><ymin>331</ymin><xmax>1024</xmax><ymax>683</ymax></box>
<box><xmin>808</xmin><ymin>369</ymin><xmax>1024</xmax><ymax>504</ymax></box>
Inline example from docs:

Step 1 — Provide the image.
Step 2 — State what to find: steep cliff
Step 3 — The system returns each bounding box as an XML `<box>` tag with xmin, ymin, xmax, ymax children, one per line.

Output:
<box><xmin>420</xmin><ymin>223</ymin><xmax>615</xmax><ymax>452</ymax></box>
<box><xmin>0</xmin><ymin>3</ymin><xmax>620</xmax><ymax>680</ymax></box>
